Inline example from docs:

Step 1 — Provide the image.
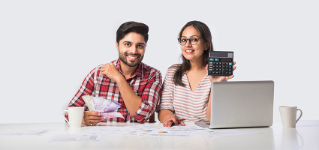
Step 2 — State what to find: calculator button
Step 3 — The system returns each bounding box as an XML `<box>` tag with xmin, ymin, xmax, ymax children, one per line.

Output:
<box><xmin>229</xmin><ymin>63</ymin><xmax>232</xmax><ymax>65</ymax></box>
<box><xmin>215</xmin><ymin>59</ymin><xmax>219</xmax><ymax>61</ymax></box>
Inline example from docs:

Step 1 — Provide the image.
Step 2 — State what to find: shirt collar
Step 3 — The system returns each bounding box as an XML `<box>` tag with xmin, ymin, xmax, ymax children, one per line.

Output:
<box><xmin>115</xmin><ymin>58</ymin><xmax>143</xmax><ymax>78</ymax></box>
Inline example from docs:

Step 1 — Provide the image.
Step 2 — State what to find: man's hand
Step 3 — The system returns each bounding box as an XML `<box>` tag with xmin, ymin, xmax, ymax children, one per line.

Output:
<box><xmin>206</xmin><ymin>61</ymin><xmax>237</xmax><ymax>83</ymax></box>
<box><xmin>101</xmin><ymin>63</ymin><xmax>123</xmax><ymax>82</ymax></box>
<box><xmin>84</xmin><ymin>111</ymin><xmax>102</xmax><ymax>126</ymax></box>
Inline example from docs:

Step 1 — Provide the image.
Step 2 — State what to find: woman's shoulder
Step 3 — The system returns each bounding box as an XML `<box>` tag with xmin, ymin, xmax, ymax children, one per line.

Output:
<box><xmin>168</xmin><ymin>64</ymin><xmax>181</xmax><ymax>71</ymax></box>
<box><xmin>164</xmin><ymin>64</ymin><xmax>181</xmax><ymax>77</ymax></box>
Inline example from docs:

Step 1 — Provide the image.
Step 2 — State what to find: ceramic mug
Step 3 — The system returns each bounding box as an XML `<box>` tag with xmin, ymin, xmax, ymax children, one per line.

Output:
<box><xmin>279</xmin><ymin>106</ymin><xmax>303</xmax><ymax>128</ymax></box>
<box><xmin>62</xmin><ymin>107</ymin><xmax>84</xmax><ymax>128</ymax></box>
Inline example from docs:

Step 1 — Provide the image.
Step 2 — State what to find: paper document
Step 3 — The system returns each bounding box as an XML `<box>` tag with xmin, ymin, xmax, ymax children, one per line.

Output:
<box><xmin>0</xmin><ymin>129</ymin><xmax>53</xmax><ymax>136</ymax></box>
<box><xmin>49</xmin><ymin>134</ymin><xmax>102</xmax><ymax>142</ymax></box>
<box><xmin>191</xmin><ymin>129</ymin><xmax>262</xmax><ymax>138</ymax></box>
<box><xmin>82</xmin><ymin>127</ymin><xmax>124</xmax><ymax>136</ymax></box>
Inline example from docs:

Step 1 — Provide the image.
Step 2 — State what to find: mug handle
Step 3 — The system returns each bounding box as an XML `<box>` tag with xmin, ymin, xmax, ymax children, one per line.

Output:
<box><xmin>62</xmin><ymin>110</ymin><xmax>69</xmax><ymax>123</ymax></box>
<box><xmin>296</xmin><ymin>109</ymin><xmax>303</xmax><ymax>123</ymax></box>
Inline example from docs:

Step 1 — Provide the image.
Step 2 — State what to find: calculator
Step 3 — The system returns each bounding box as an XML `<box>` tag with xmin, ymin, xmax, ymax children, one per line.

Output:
<box><xmin>208</xmin><ymin>51</ymin><xmax>234</xmax><ymax>76</ymax></box>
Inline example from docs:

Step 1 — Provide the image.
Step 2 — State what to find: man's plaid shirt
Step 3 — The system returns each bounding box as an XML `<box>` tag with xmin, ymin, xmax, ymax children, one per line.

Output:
<box><xmin>68</xmin><ymin>59</ymin><xmax>162</xmax><ymax>123</ymax></box>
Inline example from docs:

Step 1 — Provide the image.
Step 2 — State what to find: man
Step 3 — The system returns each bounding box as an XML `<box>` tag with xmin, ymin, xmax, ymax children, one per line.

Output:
<box><xmin>67</xmin><ymin>21</ymin><xmax>162</xmax><ymax>125</ymax></box>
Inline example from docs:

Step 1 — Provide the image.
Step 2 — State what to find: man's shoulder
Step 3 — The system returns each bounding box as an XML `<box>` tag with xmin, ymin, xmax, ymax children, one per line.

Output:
<box><xmin>141</xmin><ymin>62</ymin><xmax>162</xmax><ymax>77</ymax></box>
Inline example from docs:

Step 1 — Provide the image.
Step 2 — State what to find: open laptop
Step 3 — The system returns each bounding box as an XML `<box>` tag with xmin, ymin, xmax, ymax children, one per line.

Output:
<box><xmin>195</xmin><ymin>81</ymin><xmax>274</xmax><ymax>128</ymax></box>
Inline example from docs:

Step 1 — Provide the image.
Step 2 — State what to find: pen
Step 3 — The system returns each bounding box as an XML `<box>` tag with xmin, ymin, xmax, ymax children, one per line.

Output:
<box><xmin>169</xmin><ymin>119</ymin><xmax>185</xmax><ymax>122</ymax></box>
<box><xmin>169</xmin><ymin>119</ymin><xmax>185</xmax><ymax>125</ymax></box>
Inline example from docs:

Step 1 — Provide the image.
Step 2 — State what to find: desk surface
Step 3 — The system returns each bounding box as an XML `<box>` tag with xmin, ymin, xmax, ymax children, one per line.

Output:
<box><xmin>0</xmin><ymin>121</ymin><xmax>318</xmax><ymax>150</ymax></box>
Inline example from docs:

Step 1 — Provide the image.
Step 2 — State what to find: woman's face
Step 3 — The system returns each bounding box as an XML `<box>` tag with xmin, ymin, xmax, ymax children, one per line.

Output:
<box><xmin>180</xmin><ymin>26</ymin><xmax>207</xmax><ymax>62</ymax></box>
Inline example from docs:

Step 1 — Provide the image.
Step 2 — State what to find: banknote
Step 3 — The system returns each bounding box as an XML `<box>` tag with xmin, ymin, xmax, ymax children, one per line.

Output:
<box><xmin>92</xmin><ymin>97</ymin><xmax>106</xmax><ymax>111</ymax></box>
<box><xmin>101</xmin><ymin>112</ymin><xmax>125</xmax><ymax>119</ymax></box>
<box><xmin>82</xmin><ymin>95</ymin><xmax>124</xmax><ymax>119</ymax></box>
<box><xmin>82</xmin><ymin>95</ymin><xmax>94</xmax><ymax>111</ymax></box>
<box><xmin>101</xmin><ymin>100</ymin><xmax>121</xmax><ymax>113</ymax></box>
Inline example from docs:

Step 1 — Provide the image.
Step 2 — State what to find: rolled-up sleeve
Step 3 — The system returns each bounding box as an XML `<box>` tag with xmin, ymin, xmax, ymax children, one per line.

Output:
<box><xmin>132</xmin><ymin>71</ymin><xmax>162</xmax><ymax>123</ymax></box>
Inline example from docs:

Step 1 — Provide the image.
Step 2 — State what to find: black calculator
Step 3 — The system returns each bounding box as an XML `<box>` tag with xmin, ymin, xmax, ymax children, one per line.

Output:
<box><xmin>208</xmin><ymin>51</ymin><xmax>234</xmax><ymax>76</ymax></box>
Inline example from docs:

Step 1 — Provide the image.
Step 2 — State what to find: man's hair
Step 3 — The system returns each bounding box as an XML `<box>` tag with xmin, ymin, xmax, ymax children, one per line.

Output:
<box><xmin>116</xmin><ymin>21</ymin><xmax>149</xmax><ymax>43</ymax></box>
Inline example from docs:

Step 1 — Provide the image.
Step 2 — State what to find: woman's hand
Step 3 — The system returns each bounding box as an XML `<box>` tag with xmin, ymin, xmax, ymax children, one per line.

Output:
<box><xmin>206</xmin><ymin>61</ymin><xmax>237</xmax><ymax>83</ymax></box>
<box><xmin>163</xmin><ymin>116</ymin><xmax>186</xmax><ymax>127</ymax></box>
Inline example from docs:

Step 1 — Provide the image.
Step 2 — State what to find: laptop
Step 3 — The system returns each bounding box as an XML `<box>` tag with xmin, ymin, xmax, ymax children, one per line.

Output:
<box><xmin>195</xmin><ymin>81</ymin><xmax>274</xmax><ymax>128</ymax></box>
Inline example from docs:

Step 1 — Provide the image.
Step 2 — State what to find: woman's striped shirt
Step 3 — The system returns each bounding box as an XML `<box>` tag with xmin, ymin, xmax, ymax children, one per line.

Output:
<box><xmin>158</xmin><ymin>64</ymin><xmax>211</xmax><ymax>121</ymax></box>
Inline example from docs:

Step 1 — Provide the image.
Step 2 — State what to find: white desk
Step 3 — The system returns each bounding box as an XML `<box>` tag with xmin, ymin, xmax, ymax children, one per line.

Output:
<box><xmin>0</xmin><ymin>121</ymin><xmax>318</xmax><ymax>150</ymax></box>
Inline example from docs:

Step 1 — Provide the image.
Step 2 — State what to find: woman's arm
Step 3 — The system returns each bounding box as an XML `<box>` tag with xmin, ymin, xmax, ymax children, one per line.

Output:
<box><xmin>205</xmin><ymin>62</ymin><xmax>237</xmax><ymax>121</ymax></box>
<box><xmin>158</xmin><ymin>109</ymin><xmax>175</xmax><ymax>123</ymax></box>
<box><xmin>157</xmin><ymin>65</ymin><xmax>186</xmax><ymax>127</ymax></box>
<box><xmin>206</xmin><ymin>93</ymin><xmax>212</xmax><ymax>121</ymax></box>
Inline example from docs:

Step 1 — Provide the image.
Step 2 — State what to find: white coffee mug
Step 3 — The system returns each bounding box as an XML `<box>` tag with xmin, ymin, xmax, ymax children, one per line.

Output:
<box><xmin>62</xmin><ymin>107</ymin><xmax>84</xmax><ymax>128</ymax></box>
<box><xmin>279</xmin><ymin>106</ymin><xmax>303</xmax><ymax>128</ymax></box>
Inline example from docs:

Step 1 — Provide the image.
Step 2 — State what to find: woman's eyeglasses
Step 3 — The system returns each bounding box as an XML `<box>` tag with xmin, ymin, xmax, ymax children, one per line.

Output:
<box><xmin>178</xmin><ymin>36</ymin><xmax>201</xmax><ymax>45</ymax></box>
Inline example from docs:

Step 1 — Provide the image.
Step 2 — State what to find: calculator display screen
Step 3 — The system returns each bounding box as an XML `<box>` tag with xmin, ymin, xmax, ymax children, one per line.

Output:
<box><xmin>220</xmin><ymin>58</ymin><xmax>232</xmax><ymax>62</ymax></box>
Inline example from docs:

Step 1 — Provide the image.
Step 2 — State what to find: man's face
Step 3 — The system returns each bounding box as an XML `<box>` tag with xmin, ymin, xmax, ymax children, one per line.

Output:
<box><xmin>116</xmin><ymin>32</ymin><xmax>146</xmax><ymax>67</ymax></box>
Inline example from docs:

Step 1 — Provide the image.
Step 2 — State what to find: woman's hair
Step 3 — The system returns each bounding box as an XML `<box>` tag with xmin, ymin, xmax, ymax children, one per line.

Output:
<box><xmin>173</xmin><ymin>21</ymin><xmax>214</xmax><ymax>86</ymax></box>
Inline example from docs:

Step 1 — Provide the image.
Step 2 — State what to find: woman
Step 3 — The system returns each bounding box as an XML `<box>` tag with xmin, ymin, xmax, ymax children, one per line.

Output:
<box><xmin>158</xmin><ymin>21</ymin><xmax>236</xmax><ymax>127</ymax></box>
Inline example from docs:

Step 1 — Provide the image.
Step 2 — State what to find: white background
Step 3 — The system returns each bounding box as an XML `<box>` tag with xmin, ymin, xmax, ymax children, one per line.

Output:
<box><xmin>0</xmin><ymin>0</ymin><xmax>318</xmax><ymax>124</ymax></box>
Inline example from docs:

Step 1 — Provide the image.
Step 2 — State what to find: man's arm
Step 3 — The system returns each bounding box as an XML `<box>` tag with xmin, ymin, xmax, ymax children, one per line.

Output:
<box><xmin>101</xmin><ymin>63</ymin><xmax>162</xmax><ymax>123</ymax></box>
<box><xmin>66</xmin><ymin>67</ymin><xmax>102</xmax><ymax>126</ymax></box>
<box><xmin>68</xmin><ymin>68</ymin><xmax>96</xmax><ymax>108</ymax></box>
<box><xmin>116</xmin><ymin>78</ymin><xmax>142</xmax><ymax>114</ymax></box>
<box><xmin>130</xmin><ymin>71</ymin><xmax>162</xmax><ymax>123</ymax></box>
<box><xmin>115</xmin><ymin>71</ymin><xmax>162</xmax><ymax>123</ymax></box>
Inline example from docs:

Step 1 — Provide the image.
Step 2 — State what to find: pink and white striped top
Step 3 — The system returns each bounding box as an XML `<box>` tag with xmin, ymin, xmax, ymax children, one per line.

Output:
<box><xmin>158</xmin><ymin>64</ymin><xmax>211</xmax><ymax>121</ymax></box>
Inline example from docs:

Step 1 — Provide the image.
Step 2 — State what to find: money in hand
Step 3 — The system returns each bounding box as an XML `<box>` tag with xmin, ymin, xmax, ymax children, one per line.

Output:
<box><xmin>82</xmin><ymin>95</ymin><xmax>124</xmax><ymax>119</ymax></box>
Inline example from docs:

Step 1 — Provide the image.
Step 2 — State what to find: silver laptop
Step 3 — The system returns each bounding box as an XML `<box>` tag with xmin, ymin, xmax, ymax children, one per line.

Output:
<box><xmin>196</xmin><ymin>81</ymin><xmax>274</xmax><ymax>128</ymax></box>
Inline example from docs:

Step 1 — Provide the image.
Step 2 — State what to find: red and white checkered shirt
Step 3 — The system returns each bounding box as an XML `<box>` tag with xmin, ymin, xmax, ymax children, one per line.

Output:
<box><xmin>68</xmin><ymin>59</ymin><xmax>162</xmax><ymax>123</ymax></box>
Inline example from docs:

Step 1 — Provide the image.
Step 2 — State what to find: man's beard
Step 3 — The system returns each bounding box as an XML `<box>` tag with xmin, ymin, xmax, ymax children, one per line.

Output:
<box><xmin>119</xmin><ymin>52</ymin><xmax>143</xmax><ymax>67</ymax></box>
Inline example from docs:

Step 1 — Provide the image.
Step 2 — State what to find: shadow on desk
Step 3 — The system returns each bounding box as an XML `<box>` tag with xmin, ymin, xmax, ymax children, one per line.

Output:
<box><xmin>207</xmin><ymin>127</ymin><xmax>275</xmax><ymax>150</ymax></box>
